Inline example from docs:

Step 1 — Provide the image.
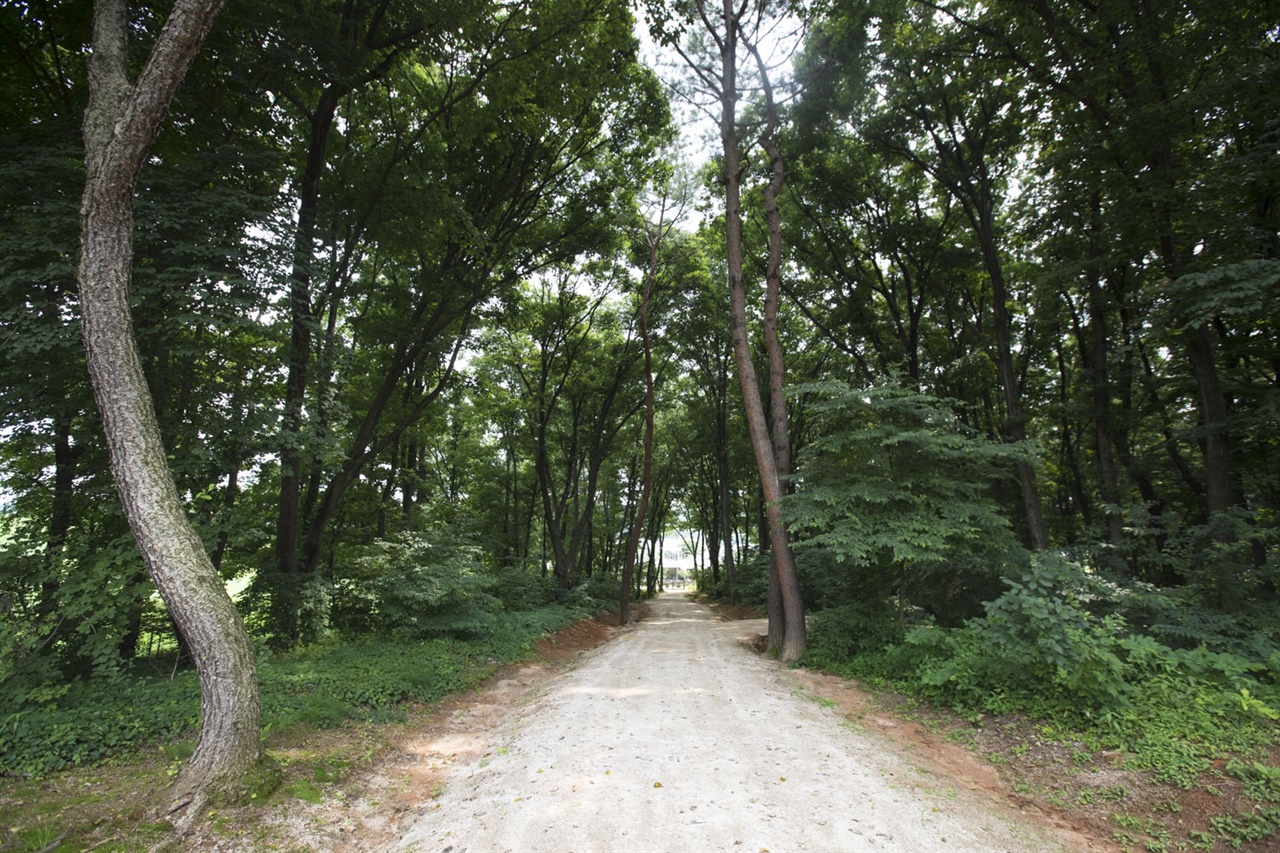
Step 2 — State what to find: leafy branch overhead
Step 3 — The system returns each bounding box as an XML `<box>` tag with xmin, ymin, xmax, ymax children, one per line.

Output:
<box><xmin>1</xmin><ymin>0</ymin><xmax>1279</xmax><ymax>846</ymax></box>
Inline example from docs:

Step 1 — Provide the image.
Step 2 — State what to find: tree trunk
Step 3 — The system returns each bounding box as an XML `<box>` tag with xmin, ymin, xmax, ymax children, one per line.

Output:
<box><xmin>752</xmin><ymin>43</ymin><xmax>802</xmax><ymax>658</ymax></box>
<box><xmin>706</xmin><ymin>486</ymin><xmax>722</xmax><ymax>587</ymax></box>
<box><xmin>901</xmin><ymin>79</ymin><xmax>1049</xmax><ymax>549</ymax></box>
<box><xmin>535</xmin><ymin>439</ymin><xmax>573</xmax><ymax>589</ymax></box>
<box><xmin>621</xmin><ymin>225</ymin><xmax>659</xmax><ymax>624</ymax></box>
<box><xmin>1055</xmin><ymin>341</ymin><xmax>1092</xmax><ymax>527</ymax></box>
<box><xmin>1184</xmin><ymin>324</ymin><xmax>1238</xmax><ymax>517</ymax></box>
<box><xmin>1136</xmin><ymin>19</ymin><xmax>1240</xmax><ymax>525</ymax></box>
<box><xmin>645</xmin><ymin>491</ymin><xmax>664</xmax><ymax>598</ymax></box>
<box><xmin>718</xmin><ymin>0</ymin><xmax>804</xmax><ymax>662</ymax></box>
<box><xmin>1082</xmin><ymin>199</ymin><xmax>1127</xmax><ymax>566</ymax></box>
<box><xmin>748</xmin><ymin>34</ymin><xmax>792</xmax><ymax>489</ymax></box>
<box><xmin>210</xmin><ymin>411</ymin><xmax>243</xmax><ymax>574</ymax></box>
<box><xmin>979</xmin><ymin>226</ymin><xmax>1050</xmax><ymax>550</ymax></box>
<box><xmin>37</xmin><ymin>408</ymin><xmax>78</xmax><ymax>627</ymax></box>
<box><xmin>78</xmin><ymin>0</ymin><xmax>267</xmax><ymax>825</ymax></box>
<box><xmin>274</xmin><ymin>83</ymin><xmax>343</xmax><ymax>642</ymax></box>
<box><xmin>716</xmin><ymin>403</ymin><xmax>737</xmax><ymax>601</ymax></box>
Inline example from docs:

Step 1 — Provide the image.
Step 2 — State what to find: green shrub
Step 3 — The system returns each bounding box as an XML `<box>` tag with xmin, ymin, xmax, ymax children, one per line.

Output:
<box><xmin>332</xmin><ymin>528</ymin><xmax>500</xmax><ymax>638</ymax></box>
<box><xmin>0</xmin><ymin>674</ymin><xmax>200</xmax><ymax>777</ymax></box>
<box><xmin>1</xmin><ymin>526</ymin><xmax>158</xmax><ymax>703</ymax></box>
<box><xmin>787</xmin><ymin>380</ymin><xmax>1026</xmax><ymax>623</ymax></box>
<box><xmin>891</xmin><ymin>555</ymin><xmax>1130</xmax><ymax>713</ymax></box>
<box><xmin>690</xmin><ymin>558</ymin><xmax>765</xmax><ymax>605</ymax></box>
<box><xmin>562</xmin><ymin>573</ymin><xmax>620</xmax><ymax>612</ymax></box>
<box><xmin>1120</xmin><ymin>505</ymin><xmax>1280</xmax><ymax>611</ymax></box>
<box><xmin>802</xmin><ymin>598</ymin><xmax>906</xmax><ymax>676</ymax></box>
<box><xmin>799</xmin><ymin>553</ymin><xmax>1280</xmax><ymax>792</ymax></box>
<box><xmin>1110</xmin><ymin>578</ymin><xmax>1280</xmax><ymax>668</ymax></box>
<box><xmin>256</xmin><ymin>636</ymin><xmax>471</xmax><ymax>731</ymax></box>
<box><xmin>731</xmin><ymin>554</ymin><xmax>772</xmax><ymax>609</ymax></box>
<box><xmin>966</xmin><ymin>556</ymin><xmax>1130</xmax><ymax>708</ymax></box>
<box><xmin>491</xmin><ymin>560</ymin><xmax>555</xmax><ymax>610</ymax></box>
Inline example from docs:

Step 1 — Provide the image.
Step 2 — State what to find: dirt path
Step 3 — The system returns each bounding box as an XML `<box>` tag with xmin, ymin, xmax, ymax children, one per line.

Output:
<box><xmin>383</xmin><ymin>593</ymin><xmax>1082</xmax><ymax>852</ymax></box>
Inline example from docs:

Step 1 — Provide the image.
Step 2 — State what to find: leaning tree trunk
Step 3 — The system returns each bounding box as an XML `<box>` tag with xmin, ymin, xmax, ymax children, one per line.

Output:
<box><xmin>748</xmin><ymin>32</ymin><xmax>805</xmax><ymax>660</ymax></box>
<box><xmin>717</xmin><ymin>0</ymin><xmax>804</xmax><ymax>662</ymax></box>
<box><xmin>79</xmin><ymin>0</ymin><xmax>267</xmax><ymax>825</ymax></box>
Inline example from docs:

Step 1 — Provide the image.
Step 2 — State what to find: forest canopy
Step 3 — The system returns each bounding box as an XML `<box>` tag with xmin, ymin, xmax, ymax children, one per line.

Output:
<box><xmin>1</xmin><ymin>0</ymin><xmax>1279</xmax><ymax>829</ymax></box>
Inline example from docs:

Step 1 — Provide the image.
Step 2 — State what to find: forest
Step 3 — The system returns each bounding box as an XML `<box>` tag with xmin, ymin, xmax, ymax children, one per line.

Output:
<box><xmin>2</xmin><ymin>0</ymin><xmax>1279</xmax><ymax>846</ymax></box>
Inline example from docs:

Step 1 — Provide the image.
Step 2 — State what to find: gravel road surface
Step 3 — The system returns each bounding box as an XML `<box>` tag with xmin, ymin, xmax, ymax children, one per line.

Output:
<box><xmin>388</xmin><ymin>592</ymin><xmax>1076</xmax><ymax>852</ymax></box>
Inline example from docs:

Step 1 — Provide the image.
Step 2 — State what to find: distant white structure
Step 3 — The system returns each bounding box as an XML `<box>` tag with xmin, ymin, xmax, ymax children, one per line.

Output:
<box><xmin>656</xmin><ymin>529</ymin><xmax>706</xmax><ymax>587</ymax></box>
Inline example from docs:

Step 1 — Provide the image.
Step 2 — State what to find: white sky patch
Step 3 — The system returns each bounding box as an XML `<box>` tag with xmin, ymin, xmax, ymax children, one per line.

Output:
<box><xmin>634</xmin><ymin>4</ymin><xmax>805</xmax><ymax>169</ymax></box>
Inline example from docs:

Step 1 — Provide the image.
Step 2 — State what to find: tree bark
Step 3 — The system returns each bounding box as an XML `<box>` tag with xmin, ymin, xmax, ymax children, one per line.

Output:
<box><xmin>78</xmin><ymin>0</ymin><xmax>266</xmax><ymax>825</ymax></box>
<box><xmin>1082</xmin><ymin>195</ymin><xmax>1127</xmax><ymax>566</ymax></box>
<box><xmin>1132</xmin><ymin>9</ymin><xmax>1239</xmax><ymax>524</ymax></box>
<box><xmin>1184</xmin><ymin>323</ymin><xmax>1238</xmax><ymax>517</ymax></box>
<box><xmin>37</xmin><ymin>408</ymin><xmax>78</xmax><ymax>628</ymax></box>
<box><xmin>747</xmin><ymin>32</ymin><xmax>804</xmax><ymax>659</ymax></box>
<box><xmin>621</xmin><ymin>221</ymin><xmax>660</xmax><ymax>624</ymax></box>
<box><xmin>717</xmin><ymin>0</ymin><xmax>804</xmax><ymax>662</ymax></box>
<box><xmin>716</xmin><ymin>404</ymin><xmax>737</xmax><ymax>602</ymax></box>
<box><xmin>274</xmin><ymin>83</ymin><xmax>343</xmax><ymax>642</ymax></box>
<box><xmin>975</xmin><ymin>218</ymin><xmax>1050</xmax><ymax>550</ymax></box>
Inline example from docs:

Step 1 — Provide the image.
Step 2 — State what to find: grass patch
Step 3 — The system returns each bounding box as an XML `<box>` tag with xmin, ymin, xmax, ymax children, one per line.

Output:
<box><xmin>0</xmin><ymin>605</ymin><xmax>582</xmax><ymax>778</ymax></box>
<box><xmin>0</xmin><ymin>605</ymin><xmax>606</xmax><ymax>850</ymax></box>
<box><xmin>285</xmin><ymin>779</ymin><xmax>325</xmax><ymax>804</ymax></box>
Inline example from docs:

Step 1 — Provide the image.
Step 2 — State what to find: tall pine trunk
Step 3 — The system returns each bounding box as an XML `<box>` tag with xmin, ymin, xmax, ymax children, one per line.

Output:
<box><xmin>718</xmin><ymin>0</ymin><xmax>804</xmax><ymax>662</ymax></box>
<box><xmin>749</xmin><ymin>33</ymin><xmax>804</xmax><ymax>659</ymax></box>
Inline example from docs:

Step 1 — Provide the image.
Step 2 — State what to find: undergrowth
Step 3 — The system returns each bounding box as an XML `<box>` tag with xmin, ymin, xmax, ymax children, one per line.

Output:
<box><xmin>802</xmin><ymin>553</ymin><xmax>1280</xmax><ymax>850</ymax></box>
<box><xmin>0</xmin><ymin>605</ymin><xmax>584</xmax><ymax>778</ymax></box>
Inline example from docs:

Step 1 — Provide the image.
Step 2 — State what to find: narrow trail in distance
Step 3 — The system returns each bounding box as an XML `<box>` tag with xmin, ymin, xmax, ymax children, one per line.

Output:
<box><xmin>386</xmin><ymin>592</ymin><xmax>1080</xmax><ymax>852</ymax></box>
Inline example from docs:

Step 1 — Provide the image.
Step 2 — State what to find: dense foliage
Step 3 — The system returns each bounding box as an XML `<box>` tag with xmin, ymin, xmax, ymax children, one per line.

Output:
<box><xmin>782</xmin><ymin>5</ymin><xmax>1280</xmax><ymax>843</ymax></box>
<box><xmin>2</xmin><ymin>3</ymin><xmax>1278</xmax><ymax>836</ymax></box>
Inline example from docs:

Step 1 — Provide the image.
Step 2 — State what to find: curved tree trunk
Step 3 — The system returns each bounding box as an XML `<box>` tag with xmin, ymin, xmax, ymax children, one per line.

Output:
<box><xmin>79</xmin><ymin>0</ymin><xmax>266</xmax><ymax>825</ymax></box>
